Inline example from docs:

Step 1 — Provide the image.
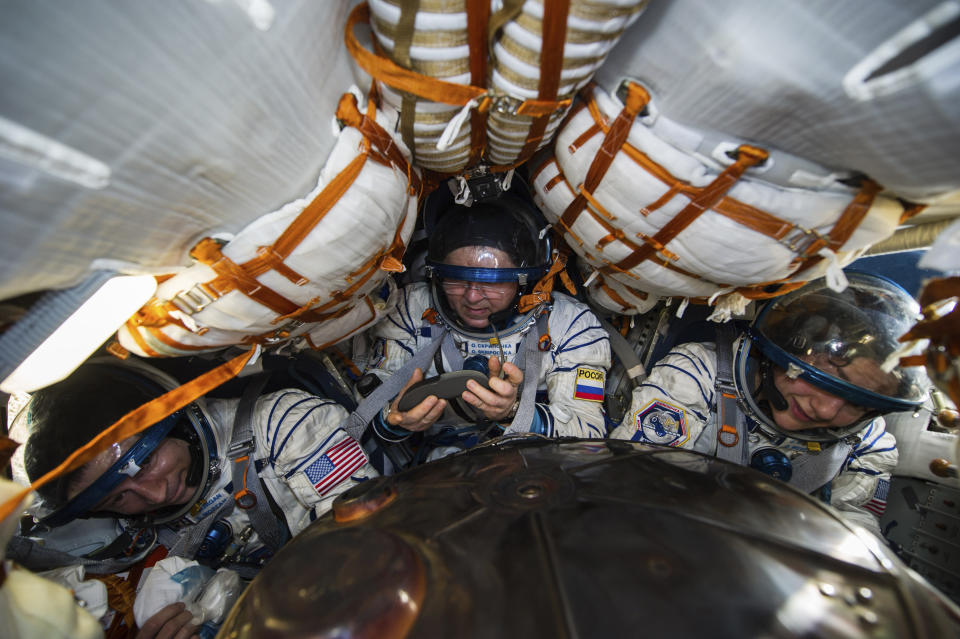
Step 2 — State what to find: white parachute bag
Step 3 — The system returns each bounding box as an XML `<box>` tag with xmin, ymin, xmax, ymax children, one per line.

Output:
<box><xmin>532</xmin><ymin>82</ymin><xmax>906</xmax><ymax>317</ymax></box>
<box><xmin>118</xmin><ymin>91</ymin><xmax>419</xmax><ymax>357</ymax></box>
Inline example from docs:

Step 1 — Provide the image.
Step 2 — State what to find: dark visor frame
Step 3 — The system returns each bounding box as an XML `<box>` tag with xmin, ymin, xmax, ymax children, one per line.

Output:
<box><xmin>426</xmin><ymin>261</ymin><xmax>548</xmax><ymax>286</ymax></box>
<box><xmin>40</xmin><ymin>412</ymin><xmax>181</xmax><ymax>527</ymax></box>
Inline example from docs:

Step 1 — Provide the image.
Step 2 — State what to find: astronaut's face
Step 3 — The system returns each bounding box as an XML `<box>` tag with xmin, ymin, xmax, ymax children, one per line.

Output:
<box><xmin>441</xmin><ymin>246</ymin><xmax>519</xmax><ymax>329</ymax></box>
<box><xmin>69</xmin><ymin>436</ymin><xmax>195</xmax><ymax>515</ymax></box>
<box><xmin>767</xmin><ymin>353</ymin><xmax>891</xmax><ymax>431</ymax></box>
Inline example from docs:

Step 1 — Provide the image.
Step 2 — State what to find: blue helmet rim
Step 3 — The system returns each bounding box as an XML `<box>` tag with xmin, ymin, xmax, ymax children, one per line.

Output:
<box><xmin>747</xmin><ymin>325</ymin><xmax>922</xmax><ymax>413</ymax></box>
<box><xmin>425</xmin><ymin>260</ymin><xmax>549</xmax><ymax>285</ymax></box>
<box><xmin>40</xmin><ymin>412</ymin><xmax>181</xmax><ymax>527</ymax></box>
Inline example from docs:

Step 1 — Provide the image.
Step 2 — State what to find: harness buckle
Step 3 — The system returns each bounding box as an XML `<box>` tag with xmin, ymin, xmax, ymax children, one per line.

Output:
<box><xmin>492</xmin><ymin>94</ymin><xmax>523</xmax><ymax>115</ymax></box>
<box><xmin>227</xmin><ymin>438</ymin><xmax>255</xmax><ymax>459</ymax></box>
<box><xmin>262</xmin><ymin>320</ymin><xmax>304</xmax><ymax>344</ymax></box>
<box><xmin>779</xmin><ymin>226</ymin><xmax>826</xmax><ymax>257</ymax></box>
<box><xmin>170</xmin><ymin>284</ymin><xmax>217</xmax><ymax>315</ymax></box>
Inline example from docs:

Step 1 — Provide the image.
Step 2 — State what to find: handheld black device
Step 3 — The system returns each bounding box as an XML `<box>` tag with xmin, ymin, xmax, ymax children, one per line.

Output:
<box><xmin>397</xmin><ymin>356</ymin><xmax>491</xmax><ymax>412</ymax></box>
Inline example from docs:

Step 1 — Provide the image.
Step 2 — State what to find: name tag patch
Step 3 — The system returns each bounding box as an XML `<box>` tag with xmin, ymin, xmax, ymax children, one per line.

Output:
<box><xmin>466</xmin><ymin>340</ymin><xmax>516</xmax><ymax>359</ymax></box>
<box><xmin>634</xmin><ymin>399</ymin><xmax>688</xmax><ymax>446</ymax></box>
<box><xmin>573</xmin><ymin>367</ymin><xmax>605</xmax><ymax>402</ymax></box>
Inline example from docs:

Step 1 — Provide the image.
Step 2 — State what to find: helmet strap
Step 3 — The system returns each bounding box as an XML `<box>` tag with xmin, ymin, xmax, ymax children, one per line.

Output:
<box><xmin>518</xmin><ymin>251</ymin><xmax>576</xmax><ymax>312</ymax></box>
<box><xmin>759</xmin><ymin>359</ymin><xmax>789</xmax><ymax>412</ymax></box>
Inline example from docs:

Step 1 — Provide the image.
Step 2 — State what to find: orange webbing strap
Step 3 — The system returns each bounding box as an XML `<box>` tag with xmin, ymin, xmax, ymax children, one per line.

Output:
<box><xmin>0</xmin><ymin>348</ymin><xmax>256</xmax><ymax>523</ymax></box>
<box><xmin>559</xmin><ymin>82</ymin><xmax>651</xmax><ymax>231</ymax></box>
<box><xmin>900</xmin><ymin>201</ymin><xmax>927</xmax><ymax>224</ymax></box>
<box><xmin>191</xmin><ymin>238</ymin><xmax>302</xmax><ymax>316</ymax></box>
<box><xmin>518</xmin><ymin>251</ymin><xmax>578</xmax><ymax>312</ymax></box>
<box><xmin>734</xmin><ymin>280</ymin><xmax>808</xmax><ymax>300</ymax></box>
<box><xmin>242</xmin><ymin>151</ymin><xmax>370</xmax><ymax>280</ymax></box>
<box><xmin>545</xmin><ymin>157</ymin><xmax>716</xmax><ymax>287</ymax></box>
<box><xmin>467</xmin><ymin>0</ymin><xmax>491</xmax><ymax>167</ymax></box>
<box><xmin>345</xmin><ymin>2</ymin><xmax>486</xmax><ymax>107</ymax></box>
<box><xmin>515</xmin><ymin>0</ymin><xmax>571</xmax><ymax>165</ymax></box>
<box><xmin>790</xmin><ymin>178</ymin><xmax>882</xmax><ymax>274</ymax></box>
<box><xmin>580</xmin><ymin>91</ymin><xmax>817</xmax><ymax>253</ymax></box>
<box><xmin>333</xmin><ymin>348</ymin><xmax>365</xmax><ymax>379</ymax></box>
<box><xmin>614</xmin><ymin>145</ymin><xmax>769</xmax><ymax>272</ymax></box>
<box><xmin>336</xmin><ymin>92</ymin><xmax>422</xmax><ymax>195</ymax></box>
<box><xmin>122</xmin><ymin>317</ymin><xmax>163</xmax><ymax>357</ymax></box>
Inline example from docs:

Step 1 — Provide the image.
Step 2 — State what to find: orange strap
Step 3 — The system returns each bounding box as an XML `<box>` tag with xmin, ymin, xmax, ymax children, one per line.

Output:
<box><xmin>560</xmin><ymin>82</ymin><xmax>651</xmax><ymax>231</ymax></box>
<box><xmin>614</xmin><ymin>144</ymin><xmax>769</xmax><ymax>271</ymax></box>
<box><xmin>0</xmin><ymin>348</ymin><xmax>256</xmax><ymax>523</ymax></box>
<box><xmin>336</xmin><ymin>92</ymin><xmax>422</xmax><ymax>195</ymax></box>
<box><xmin>790</xmin><ymin>178</ymin><xmax>882</xmax><ymax>275</ymax></box>
<box><xmin>518</xmin><ymin>251</ymin><xmax>577</xmax><ymax>312</ymax></box>
<box><xmin>345</xmin><ymin>3</ymin><xmax>486</xmax><ymax>106</ymax></box>
<box><xmin>345</xmin><ymin>1</ymin><xmax>570</xmax><ymax>161</ymax></box>
<box><xmin>466</xmin><ymin>0</ymin><xmax>491</xmax><ymax>166</ymax></box>
<box><xmin>515</xmin><ymin>0</ymin><xmax>571</xmax><ymax>165</ymax></box>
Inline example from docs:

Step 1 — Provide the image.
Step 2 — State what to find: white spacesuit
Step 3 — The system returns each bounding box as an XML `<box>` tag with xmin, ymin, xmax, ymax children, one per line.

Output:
<box><xmin>358</xmin><ymin>195</ymin><xmax>611</xmax><ymax>467</ymax></box>
<box><xmin>609</xmin><ymin>341</ymin><xmax>897</xmax><ymax>532</ymax></box>
<box><xmin>610</xmin><ymin>272</ymin><xmax>927</xmax><ymax>534</ymax></box>
<box><xmin>18</xmin><ymin>359</ymin><xmax>378</xmax><ymax>571</ymax></box>
<box><xmin>169</xmin><ymin>387</ymin><xmax>379</xmax><ymax>560</ymax></box>
<box><xmin>368</xmin><ymin>283</ymin><xmax>610</xmax><ymax>443</ymax></box>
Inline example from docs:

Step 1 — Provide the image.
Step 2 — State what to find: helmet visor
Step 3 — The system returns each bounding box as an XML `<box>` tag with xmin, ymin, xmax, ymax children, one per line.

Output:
<box><xmin>40</xmin><ymin>412</ymin><xmax>180</xmax><ymax>527</ymax></box>
<box><xmin>752</xmin><ymin>271</ymin><xmax>927</xmax><ymax>413</ymax></box>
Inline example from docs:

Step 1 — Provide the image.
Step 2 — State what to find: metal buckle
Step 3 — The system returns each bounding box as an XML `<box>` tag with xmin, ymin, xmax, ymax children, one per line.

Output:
<box><xmin>779</xmin><ymin>226</ymin><xmax>826</xmax><ymax>256</ymax></box>
<box><xmin>492</xmin><ymin>94</ymin><xmax>523</xmax><ymax>115</ymax></box>
<box><xmin>170</xmin><ymin>284</ymin><xmax>217</xmax><ymax>315</ymax></box>
<box><xmin>227</xmin><ymin>438</ymin><xmax>255</xmax><ymax>459</ymax></box>
<box><xmin>262</xmin><ymin>320</ymin><xmax>304</xmax><ymax>345</ymax></box>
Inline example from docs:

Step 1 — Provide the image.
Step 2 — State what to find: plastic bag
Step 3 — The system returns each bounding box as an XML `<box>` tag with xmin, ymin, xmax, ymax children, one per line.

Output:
<box><xmin>133</xmin><ymin>556</ymin><xmax>242</xmax><ymax>632</ymax></box>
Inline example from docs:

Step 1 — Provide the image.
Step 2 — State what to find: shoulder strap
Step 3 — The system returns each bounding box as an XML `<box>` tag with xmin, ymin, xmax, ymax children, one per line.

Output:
<box><xmin>343</xmin><ymin>326</ymin><xmax>451</xmax><ymax>441</ymax></box>
<box><xmin>714</xmin><ymin>322</ymin><xmax>748</xmax><ymax>465</ymax></box>
<box><xmin>226</xmin><ymin>373</ymin><xmax>289</xmax><ymax>554</ymax></box>
<box><xmin>504</xmin><ymin>314</ymin><xmax>548</xmax><ymax>435</ymax></box>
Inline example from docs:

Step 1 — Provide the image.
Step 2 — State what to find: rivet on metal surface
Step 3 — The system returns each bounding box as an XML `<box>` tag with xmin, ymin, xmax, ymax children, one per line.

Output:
<box><xmin>819</xmin><ymin>582</ymin><xmax>837</xmax><ymax>597</ymax></box>
<box><xmin>857</xmin><ymin>587</ymin><xmax>873</xmax><ymax>603</ymax></box>
<box><xmin>518</xmin><ymin>484</ymin><xmax>543</xmax><ymax>499</ymax></box>
<box><xmin>859</xmin><ymin>610</ymin><xmax>879</xmax><ymax>626</ymax></box>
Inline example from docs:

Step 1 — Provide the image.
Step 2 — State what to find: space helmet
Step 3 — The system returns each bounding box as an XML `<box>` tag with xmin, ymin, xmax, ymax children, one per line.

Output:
<box><xmin>425</xmin><ymin>195</ymin><xmax>552</xmax><ymax>338</ymax></box>
<box><xmin>20</xmin><ymin>357</ymin><xmax>220</xmax><ymax>528</ymax></box>
<box><xmin>733</xmin><ymin>271</ymin><xmax>927</xmax><ymax>442</ymax></box>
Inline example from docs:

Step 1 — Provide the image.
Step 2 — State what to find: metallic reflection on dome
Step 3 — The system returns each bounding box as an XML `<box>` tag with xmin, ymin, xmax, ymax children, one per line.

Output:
<box><xmin>219</xmin><ymin>436</ymin><xmax>960</xmax><ymax>638</ymax></box>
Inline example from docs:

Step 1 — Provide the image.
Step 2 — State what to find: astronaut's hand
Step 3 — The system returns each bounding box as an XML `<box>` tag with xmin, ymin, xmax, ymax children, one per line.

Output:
<box><xmin>463</xmin><ymin>356</ymin><xmax>523</xmax><ymax>422</ymax></box>
<box><xmin>388</xmin><ymin>368</ymin><xmax>447</xmax><ymax>432</ymax></box>
<box><xmin>136</xmin><ymin>602</ymin><xmax>199</xmax><ymax>639</ymax></box>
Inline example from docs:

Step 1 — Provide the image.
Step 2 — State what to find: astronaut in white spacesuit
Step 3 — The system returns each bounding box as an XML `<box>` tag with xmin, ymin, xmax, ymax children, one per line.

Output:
<box><xmin>361</xmin><ymin>196</ymin><xmax>611</xmax><ymax>469</ymax></box>
<box><xmin>610</xmin><ymin>272</ymin><xmax>927</xmax><ymax>534</ymax></box>
<box><xmin>18</xmin><ymin>357</ymin><xmax>377</xmax><ymax>636</ymax></box>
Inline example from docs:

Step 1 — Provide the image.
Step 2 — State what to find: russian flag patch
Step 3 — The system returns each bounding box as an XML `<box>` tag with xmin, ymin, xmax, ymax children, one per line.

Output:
<box><xmin>573</xmin><ymin>367</ymin><xmax>605</xmax><ymax>402</ymax></box>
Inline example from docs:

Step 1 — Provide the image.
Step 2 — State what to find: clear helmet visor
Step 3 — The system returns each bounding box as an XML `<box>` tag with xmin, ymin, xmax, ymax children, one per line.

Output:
<box><xmin>426</xmin><ymin>198</ymin><xmax>552</xmax><ymax>337</ymax></box>
<box><xmin>734</xmin><ymin>272</ymin><xmax>928</xmax><ymax>441</ymax></box>
<box><xmin>25</xmin><ymin>358</ymin><xmax>219</xmax><ymax>528</ymax></box>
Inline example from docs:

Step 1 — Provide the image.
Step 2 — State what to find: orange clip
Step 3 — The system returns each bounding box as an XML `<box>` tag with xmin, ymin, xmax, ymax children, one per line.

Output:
<box><xmin>233</xmin><ymin>455</ymin><xmax>257</xmax><ymax>509</ymax></box>
<box><xmin>718</xmin><ymin>424</ymin><xmax>739</xmax><ymax>447</ymax></box>
<box><xmin>538</xmin><ymin>334</ymin><xmax>552</xmax><ymax>352</ymax></box>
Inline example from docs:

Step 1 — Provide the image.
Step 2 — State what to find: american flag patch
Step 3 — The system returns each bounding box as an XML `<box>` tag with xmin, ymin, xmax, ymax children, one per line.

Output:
<box><xmin>303</xmin><ymin>437</ymin><xmax>367</xmax><ymax>497</ymax></box>
<box><xmin>864</xmin><ymin>478</ymin><xmax>890</xmax><ymax>517</ymax></box>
